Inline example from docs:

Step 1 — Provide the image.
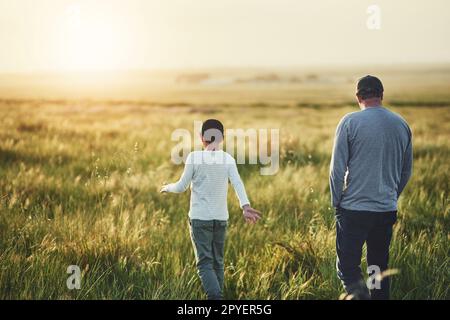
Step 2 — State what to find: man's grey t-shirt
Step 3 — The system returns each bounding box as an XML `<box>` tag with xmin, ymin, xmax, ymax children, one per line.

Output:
<box><xmin>329</xmin><ymin>106</ymin><xmax>413</xmax><ymax>212</ymax></box>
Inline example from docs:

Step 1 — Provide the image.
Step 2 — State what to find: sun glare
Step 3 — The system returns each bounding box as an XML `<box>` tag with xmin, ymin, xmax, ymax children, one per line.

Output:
<box><xmin>59</xmin><ymin>3</ymin><xmax>125</xmax><ymax>71</ymax></box>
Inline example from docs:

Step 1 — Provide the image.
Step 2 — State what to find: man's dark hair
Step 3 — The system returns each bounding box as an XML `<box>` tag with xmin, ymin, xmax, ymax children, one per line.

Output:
<box><xmin>356</xmin><ymin>75</ymin><xmax>384</xmax><ymax>100</ymax></box>
<box><xmin>201</xmin><ymin>119</ymin><xmax>224</xmax><ymax>143</ymax></box>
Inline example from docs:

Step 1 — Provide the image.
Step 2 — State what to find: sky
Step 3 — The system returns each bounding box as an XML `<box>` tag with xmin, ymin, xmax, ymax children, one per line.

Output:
<box><xmin>0</xmin><ymin>0</ymin><xmax>449</xmax><ymax>72</ymax></box>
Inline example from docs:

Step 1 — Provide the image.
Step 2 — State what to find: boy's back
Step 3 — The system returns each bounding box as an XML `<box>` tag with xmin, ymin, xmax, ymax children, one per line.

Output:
<box><xmin>165</xmin><ymin>150</ymin><xmax>250</xmax><ymax>220</ymax></box>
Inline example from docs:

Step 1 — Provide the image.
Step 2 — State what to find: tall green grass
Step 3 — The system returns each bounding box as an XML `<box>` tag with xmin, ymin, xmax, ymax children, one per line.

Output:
<box><xmin>0</xmin><ymin>102</ymin><xmax>448</xmax><ymax>299</ymax></box>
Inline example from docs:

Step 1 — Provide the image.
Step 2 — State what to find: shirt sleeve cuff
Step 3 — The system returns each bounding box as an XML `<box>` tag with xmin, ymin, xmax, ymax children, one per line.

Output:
<box><xmin>240</xmin><ymin>201</ymin><xmax>250</xmax><ymax>209</ymax></box>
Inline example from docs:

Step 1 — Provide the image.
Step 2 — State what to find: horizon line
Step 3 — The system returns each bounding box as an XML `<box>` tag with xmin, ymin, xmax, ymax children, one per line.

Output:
<box><xmin>2</xmin><ymin>61</ymin><xmax>450</xmax><ymax>76</ymax></box>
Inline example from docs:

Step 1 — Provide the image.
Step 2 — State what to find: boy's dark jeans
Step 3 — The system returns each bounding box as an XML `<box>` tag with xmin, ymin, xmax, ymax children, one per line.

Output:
<box><xmin>335</xmin><ymin>207</ymin><xmax>397</xmax><ymax>300</ymax></box>
<box><xmin>189</xmin><ymin>219</ymin><xmax>227</xmax><ymax>300</ymax></box>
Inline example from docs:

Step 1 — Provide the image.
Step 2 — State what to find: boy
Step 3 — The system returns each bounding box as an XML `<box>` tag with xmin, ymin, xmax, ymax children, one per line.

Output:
<box><xmin>160</xmin><ymin>119</ymin><xmax>261</xmax><ymax>300</ymax></box>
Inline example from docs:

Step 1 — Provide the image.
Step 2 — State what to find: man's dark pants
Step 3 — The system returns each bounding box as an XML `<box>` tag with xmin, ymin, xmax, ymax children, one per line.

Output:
<box><xmin>335</xmin><ymin>207</ymin><xmax>397</xmax><ymax>300</ymax></box>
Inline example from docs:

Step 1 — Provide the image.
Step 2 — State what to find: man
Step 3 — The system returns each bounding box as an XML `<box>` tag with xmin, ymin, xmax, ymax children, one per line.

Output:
<box><xmin>329</xmin><ymin>75</ymin><xmax>413</xmax><ymax>300</ymax></box>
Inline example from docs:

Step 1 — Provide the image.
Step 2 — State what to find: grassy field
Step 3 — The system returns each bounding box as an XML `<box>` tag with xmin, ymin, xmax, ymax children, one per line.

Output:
<box><xmin>0</xmin><ymin>69</ymin><xmax>449</xmax><ymax>299</ymax></box>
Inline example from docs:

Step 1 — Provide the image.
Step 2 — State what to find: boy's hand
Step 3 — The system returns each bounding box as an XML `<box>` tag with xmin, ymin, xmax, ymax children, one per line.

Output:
<box><xmin>160</xmin><ymin>185</ymin><xmax>169</xmax><ymax>193</ymax></box>
<box><xmin>242</xmin><ymin>204</ymin><xmax>261</xmax><ymax>224</ymax></box>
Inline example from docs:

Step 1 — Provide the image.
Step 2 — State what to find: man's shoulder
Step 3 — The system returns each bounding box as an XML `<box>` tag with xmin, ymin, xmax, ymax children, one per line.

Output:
<box><xmin>338</xmin><ymin>111</ymin><xmax>360</xmax><ymax>126</ymax></box>
<box><xmin>384</xmin><ymin>107</ymin><xmax>410</xmax><ymax>124</ymax></box>
<box><xmin>342</xmin><ymin>111</ymin><xmax>360</xmax><ymax>120</ymax></box>
<box><xmin>380</xmin><ymin>107</ymin><xmax>412</xmax><ymax>136</ymax></box>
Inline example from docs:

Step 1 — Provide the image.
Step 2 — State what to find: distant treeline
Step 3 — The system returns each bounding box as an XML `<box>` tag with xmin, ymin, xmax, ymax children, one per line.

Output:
<box><xmin>1</xmin><ymin>98</ymin><xmax>449</xmax><ymax>109</ymax></box>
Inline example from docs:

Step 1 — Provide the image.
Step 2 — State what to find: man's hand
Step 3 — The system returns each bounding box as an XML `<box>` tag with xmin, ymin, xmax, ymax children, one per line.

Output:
<box><xmin>242</xmin><ymin>204</ymin><xmax>261</xmax><ymax>224</ymax></box>
<box><xmin>160</xmin><ymin>185</ymin><xmax>169</xmax><ymax>193</ymax></box>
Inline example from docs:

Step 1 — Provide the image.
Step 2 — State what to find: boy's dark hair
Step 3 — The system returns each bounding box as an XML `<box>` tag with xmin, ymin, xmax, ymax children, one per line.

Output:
<box><xmin>356</xmin><ymin>75</ymin><xmax>384</xmax><ymax>100</ymax></box>
<box><xmin>201</xmin><ymin>119</ymin><xmax>224</xmax><ymax>143</ymax></box>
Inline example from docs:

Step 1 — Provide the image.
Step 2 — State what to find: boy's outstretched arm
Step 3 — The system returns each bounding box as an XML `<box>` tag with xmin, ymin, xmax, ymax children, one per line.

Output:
<box><xmin>228</xmin><ymin>159</ymin><xmax>261</xmax><ymax>224</ymax></box>
<box><xmin>160</xmin><ymin>153</ymin><xmax>194</xmax><ymax>193</ymax></box>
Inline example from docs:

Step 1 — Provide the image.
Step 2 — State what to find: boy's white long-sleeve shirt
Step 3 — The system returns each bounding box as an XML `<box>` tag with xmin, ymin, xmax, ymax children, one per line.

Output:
<box><xmin>165</xmin><ymin>150</ymin><xmax>250</xmax><ymax>221</ymax></box>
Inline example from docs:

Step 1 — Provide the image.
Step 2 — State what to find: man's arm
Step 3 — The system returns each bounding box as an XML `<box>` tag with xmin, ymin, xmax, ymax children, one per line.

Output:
<box><xmin>161</xmin><ymin>153</ymin><xmax>194</xmax><ymax>193</ymax></box>
<box><xmin>397</xmin><ymin>134</ymin><xmax>413</xmax><ymax>197</ymax></box>
<box><xmin>329</xmin><ymin>117</ymin><xmax>350</xmax><ymax>208</ymax></box>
